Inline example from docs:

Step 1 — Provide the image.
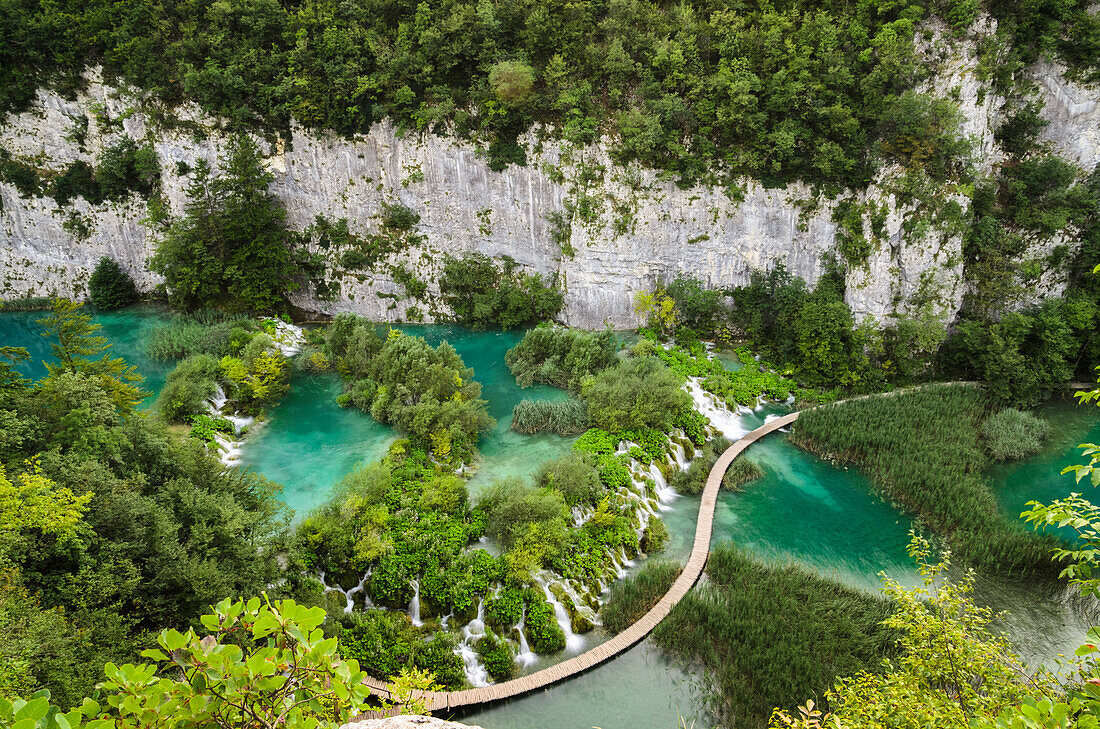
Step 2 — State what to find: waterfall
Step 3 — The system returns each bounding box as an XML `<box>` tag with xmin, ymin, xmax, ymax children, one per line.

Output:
<box><xmin>454</xmin><ymin>599</ymin><xmax>490</xmax><ymax>687</ymax></box>
<box><xmin>268</xmin><ymin>319</ymin><xmax>306</xmax><ymax>357</ymax></box>
<box><xmin>514</xmin><ymin>607</ymin><xmax>538</xmax><ymax>667</ymax></box>
<box><xmin>671</xmin><ymin>441</ymin><xmax>690</xmax><ymax>470</ymax></box>
<box><xmin>684</xmin><ymin>377</ymin><xmax>750</xmax><ymax>440</ymax></box>
<box><xmin>344</xmin><ymin>570</ymin><xmax>372</xmax><ymax>613</ymax></box>
<box><xmin>543</xmin><ymin>583</ymin><xmax>585</xmax><ymax>653</ymax></box>
<box><xmin>648</xmin><ymin>462</ymin><xmax>677</xmax><ymax>508</ymax></box>
<box><xmin>408</xmin><ymin>580</ymin><xmax>423</xmax><ymax>626</ymax></box>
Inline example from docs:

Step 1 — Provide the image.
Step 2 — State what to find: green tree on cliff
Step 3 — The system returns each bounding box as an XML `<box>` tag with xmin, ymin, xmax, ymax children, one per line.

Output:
<box><xmin>151</xmin><ymin>135</ymin><xmax>298</xmax><ymax>313</ymax></box>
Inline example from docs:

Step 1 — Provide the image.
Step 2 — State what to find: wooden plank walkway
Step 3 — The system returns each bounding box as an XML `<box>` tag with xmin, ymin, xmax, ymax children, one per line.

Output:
<box><xmin>348</xmin><ymin>411</ymin><xmax>801</xmax><ymax>721</ymax></box>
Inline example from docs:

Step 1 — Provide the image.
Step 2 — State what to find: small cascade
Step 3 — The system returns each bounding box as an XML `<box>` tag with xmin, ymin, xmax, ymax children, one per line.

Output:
<box><xmin>648</xmin><ymin>462</ymin><xmax>677</xmax><ymax>508</ymax></box>
<box><xmin>212</xmin><ymin>432</ymin><xmax>243</xmax><ymax>467</ymax></box>
<box><xmin>267</xmin><ymin>319</ymin><xmax>306</xmax><ymax>357</ymax></box>
<box><xmin>344</xmin><ymin>570</ymin><xmax>372</xmax><ymax>613</ymax></box>
<box><xmin>225</xmin><ymin>412</ymin><xmax>254</xmax><ymax>435</ymax></box>
<box><xmin>543</xmin><ymin>583</ymin><xmax>585</xmax><ymax>653</ymax></box>
<box><xmin>408</xmin><ymin>580</ymin><xmax>423</xmax><ymax>626</ymax></box>
<box><xmin>684</xmin><ymin>378</ymin><xmax>749</xmax><ymax>440</ymax></box>
<box><xmin>671</xmin><ymin>441</ymin><xmax>690</xmax><ymax>470</ymax></box>
<box><xmin>207</xmin><ymin>383</ymin><xmax>229</xmax><ymax>413</ymax></box>
<box><xmin>514</xmin><ymin>608</ymin><xmax>538</xmax><ymax>667</ymax></box>
<box><xmin>455</xmin><ymin>599</ymin><xmax>490</xmax><ymax>687</ymax></box>
<box><xmin>557</xmin><ymin>580</ymin><xmax>600</xmax><ymax>627</ymax></box>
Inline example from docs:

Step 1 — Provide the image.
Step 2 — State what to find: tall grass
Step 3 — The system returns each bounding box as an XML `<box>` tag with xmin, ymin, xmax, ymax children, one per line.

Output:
<box><xmin>146</xmin><ymin>310</ymin><xmax>257</xmax><ymax>361</ymax></box>
<box><xmin>723</xmin><ymin>458</ymin><xmax>764</xmax><ymax>490</ymax></box>
<box><xmin>793</xmin><ymin>385</ymin><xmax>1059</xmax><ymax>573</ymax></box>
<box><xmin>652</xmin><ymin>544</ymin><xmax>897</xmax><ymax>729</ymax></box>
<box><xmin>510</xmin><ymin>398</ymin><xmax>590</xmax><ymax>435</ymax></box>
<box><xmin>981</xmin><ymin>408</ymin><xmax>1051</xmax><ymax>461</ymax></box>
<box><xmin>0</xmin><ymin>296</ymin><xmax>52</xmax><ymax>311</ymax></box>
<box><xmin>601</xmin><ymin>561</ymin><xmax>681</xmax><ymax>634</ymax></box>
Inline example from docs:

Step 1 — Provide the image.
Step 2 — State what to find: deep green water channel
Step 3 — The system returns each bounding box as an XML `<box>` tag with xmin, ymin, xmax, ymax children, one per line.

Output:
<box><xmin>2</xmin><ymin>306</ymin><xmax>1099</xmax><ymax>728</ymax></box>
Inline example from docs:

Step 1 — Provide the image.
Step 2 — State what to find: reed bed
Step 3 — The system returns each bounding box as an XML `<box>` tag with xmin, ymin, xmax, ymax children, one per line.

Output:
<box><xmin>600</xmin><ymin>561</ymin><xmax>681</xmax><ymax>634</ymax></box>
<box><xmin>653</xmin><ymin>544</ymin><xmax>897</xmax><ymax>729</ymax></box>
<box><xmin>146</xmin><ymin>310</ymin><xmax>257</xmax><ymax>361</ymax></box>
<box><xmin>792</xmin><ymin>385</ymin><xmax>1059</xmax><ymax>573</ymax></box>
<box><xmin>510</xmin><ymin>398</ymin><xmax>590</xmax><ymax>435</ymax></box>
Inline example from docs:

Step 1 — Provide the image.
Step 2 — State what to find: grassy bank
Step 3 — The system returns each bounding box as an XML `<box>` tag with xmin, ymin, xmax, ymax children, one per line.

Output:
<box><xmin>791</xmin><ymin>385</ymin><xmax>1059</xmax><ymax>573</ymax></box>
<box><xmin>648</xmin><ymin>544</ymin><xmax>897</xmax><ymax>729</ymax></box>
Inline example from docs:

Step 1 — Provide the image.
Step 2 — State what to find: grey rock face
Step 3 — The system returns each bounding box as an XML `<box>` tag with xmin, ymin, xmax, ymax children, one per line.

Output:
<box><xmin>2</xmin><ymin>42</ymin><xmax>1097</xmax><ymax>327</ymax></box>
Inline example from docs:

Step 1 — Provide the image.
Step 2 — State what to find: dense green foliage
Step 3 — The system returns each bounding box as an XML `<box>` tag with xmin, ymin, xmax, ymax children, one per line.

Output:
<box><xmin>981</xmin><ymin>408</ymin><xmax>1051</xmax><ymax>461</ymax></box>
<box><xmin>505</xmin><ymin>326</ymin><xmax>619</xmax><ymax>391</ymax></box>
<box><xmin>438</xmin><ymin>254</ymin><xmax>564</xmax><ymax>330</ymax></box>
<box><xmin>1</xmin><ymin>138</ymin><xmax>161</xmax><ymax>207</ymax></box>
<box><xmin>654</xmin><ymin>544</ymin><xmax>897</xmax><ymax>729</ymax></box>
<box><xmin>600</xmin><ymin>561</ymin><xmax>679</xmax><ymax>634</ymax></box>
<box><xmin>510</xmin><ymin>398</ymin><xmax>590</xmax><ymax>435</ymax></box>
<box><xmin>337</xmin><ymin>610</ymin><xmax>466</xmax><ymax>689</ymax></box>
<box><xmin>669</xmin><ymin>437</ymin><xmax>731</xmax><ymax>495</ymax></box>
<box><xmin>792</xmin><ymin>386</ymin><xmax>1058</xmax><ymax>572</ymax></box>
<box><xmin>322</xmin><ymin>315</ymin><xmax>494</xmax><ymax>460</ymax></box>
<box><xmin>0</xmin><ymin>303</ymin><xmax>287</xmax><ymax>708</ymax></box>
<box><xmin>86</xmin><ymin>257</ymin><xmax>137</xmax><ymax>310</ymax></box>
<box><xmin>4</xmin><ymin>0</ymin><xmax>1095</xmax><ymax>191</ymax></box>
<box><xmin>155</xmin><ymin>354</ymin><xmax>220</xmax><ymax>422</ymax></box>
<box><xmin>149</xmin><ymin>136</ymin><xmax>300</xmax><ymax>313</ymax></box>
<box><xmin>580</xmin><ymin>355</ymin><xmax>690</xmax><ymax>432</ymax></box>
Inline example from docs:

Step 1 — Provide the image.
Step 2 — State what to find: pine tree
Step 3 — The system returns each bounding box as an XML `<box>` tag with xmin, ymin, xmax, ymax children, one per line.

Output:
<box><xmin>37</xmin><ymin>299</ymin><xmax>148</xmax><ymax>411</ymax></box>
<box><xmin>149</xmin><ymin>135</ymin><xmax>298</xmax><ymax>312</ymax></box>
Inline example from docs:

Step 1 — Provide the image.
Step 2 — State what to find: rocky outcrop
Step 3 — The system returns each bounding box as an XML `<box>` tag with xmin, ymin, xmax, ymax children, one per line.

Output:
<box><xmin>1</xmin><ymin>31</ymin><xmax>1097</xmax><ymax>327</ymax></box>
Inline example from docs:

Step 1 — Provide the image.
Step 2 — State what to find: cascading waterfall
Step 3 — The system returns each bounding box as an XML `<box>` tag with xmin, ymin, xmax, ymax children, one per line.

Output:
<box><xmin>542</xmin><ymin>582</ymin><xmax>585</xmax><ymax>653</ymax></box>
<box><xmin>453</xmin><ymin>599</ymin><xmax>490</xmax><ymax>687</ymax></box>
<box><xmin>684</xmin><ymin>378</ymin><xmax>750</xmax><ymax>440</ymax></box>
<box><xmin>514</xmin><ymin>607</ymin><xmax>538</xmax><ymax>667</ymax></box>
<box><xmin>408</xmin><ymin>580</ymin><xmax>423</xmax><ymax>626</ymax></box>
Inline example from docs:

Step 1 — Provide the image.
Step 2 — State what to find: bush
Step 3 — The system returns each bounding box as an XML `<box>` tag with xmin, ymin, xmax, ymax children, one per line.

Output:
<box><xmin>534</xmin><ymin>452</ymin><xmax>603</xmax><ymax>507</ymax></box>
<box><xmin>510</xmin><ymin>398</ymin><xmax>590</xmax><ymax>435</ymax></box>
<box><xmin>489</xmin><ymin>60</ymin><xmax>536</xmax><ymax>105</ymax></box>
<box><xmin>475</xmin><ymin>630</ymin><xmax>516</xmax><ymax>681</ymax></box>
<box><xmin>155</xmin><ymin>354</ymin><xmax>220</xmax><ymax>422</ymax></box>
<box><xmin>87</xmin><ymin>257</ymin><xmax>137</xmax><ymax>310</ymax></box>
<box><xmin>478</xmin><ymin>478</ymin><xmax>569</xmax><ymax>549</ymax></box>
<box><xmin>524</xmin><ymin>594</ymin><xmax>566</xmax><ymax>654</ymax></box>
<box><xmin>338</xmin><ymin>610</ymin><xmax>466</xmax><ymax>689</ymax></box>
<box><xmin>505</xmin><ymin>326</ymin><xmax>619</xmax><ymax>391</ymax></box>
<box><xmin>981</xmin><ymin>408</ymin><xmax>1051</xmax><ymax>461</ymax></box>
<box><xmin>640</xmin><ymin>516</ymin><xmax>669</xmax><ymax>553</ymax></box>
<box><xmin>438</xmin><ymin>253</ymin><xmax>564</xmax><ymax>330</ymax></box>
<box><xmin>601</xmin><ymin>561</ymin><xmax>680</xmax><ymax>634</ymax></box>
<box><xmin>581</xmin><ymin>356</ymin><xmax>690</xmax><ymax>433</ymax></box>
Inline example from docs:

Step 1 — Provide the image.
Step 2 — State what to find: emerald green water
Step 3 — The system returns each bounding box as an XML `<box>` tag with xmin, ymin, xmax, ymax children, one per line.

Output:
<box><xmin>238</xmin><ymin>325</ymin><xmax>578</xmax><ymax>515</ymax></box>
<box><xmin>0</xmin><ymin>305</ymin><xmax>173</xmax><ymax>407</ymax></box>
<box><xmin>5</xmin><ymin>306</ymin><xmax>1100</xmax><ymax>726</ymax></box>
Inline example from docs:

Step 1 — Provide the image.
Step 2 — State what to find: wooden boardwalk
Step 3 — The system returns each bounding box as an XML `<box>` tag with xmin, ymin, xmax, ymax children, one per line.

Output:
<box><xmin>349</xmin><ymin>411</ymin><xmax>801</xmax><ymax>720</ymax></box>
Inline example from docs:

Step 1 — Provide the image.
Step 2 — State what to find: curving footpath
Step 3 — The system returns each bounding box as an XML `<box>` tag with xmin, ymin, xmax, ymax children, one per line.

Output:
<box><xmin>350</xmin><ymin>411</ymin><xmax>800</xmax><ymax>720</ymax></box>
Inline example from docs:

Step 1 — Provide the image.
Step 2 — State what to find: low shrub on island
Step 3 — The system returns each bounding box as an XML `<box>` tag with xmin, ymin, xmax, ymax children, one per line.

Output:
<box><xmin>505</xmin><ymin>326</ymin><xmax>619</xmax><ymax>390</ymax></box>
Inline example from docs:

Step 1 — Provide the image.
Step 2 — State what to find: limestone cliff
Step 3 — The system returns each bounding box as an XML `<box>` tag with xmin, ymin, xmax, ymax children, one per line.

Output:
<box><xmin>1</xmin><ymin>31</ymin><xmax>1096</xmax><ymax>328</ymax></box>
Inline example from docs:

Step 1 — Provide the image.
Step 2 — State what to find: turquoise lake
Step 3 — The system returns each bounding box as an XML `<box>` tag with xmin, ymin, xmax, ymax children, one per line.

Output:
<box><xmin>3</xmin><ymin>305</ymin><xmax>1099</xmax><ymax>728</ymax></box>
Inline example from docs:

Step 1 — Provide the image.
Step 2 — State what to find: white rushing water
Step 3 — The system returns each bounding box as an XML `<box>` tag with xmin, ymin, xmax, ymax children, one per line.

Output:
<box><xmin>514</xmin><ymin>607</ymin><xmax>538</xmax><ymax>667</ymax></box>
<box><xmin>409</xmin><ymin>579</ymin><xmax>423</xmax><ymax>626</ymax></box>
<box><xmin>267</xmin><ymin>319</ymin><xmax>306</xmax><ymax>357</ymax></box>
<box><xmin>542</xmin><ymin>582</ymin><xmax>585</xmax><ymax>653</ymax></box>
<box><xmin>455</xmin><ymin>598</ymin><xmax>490</xmax><ymax>687</ymax></box>
<box><xmin>684</xmin><ymin>377</ymin><xmax>751</xmax><ymax>440</ymax></box>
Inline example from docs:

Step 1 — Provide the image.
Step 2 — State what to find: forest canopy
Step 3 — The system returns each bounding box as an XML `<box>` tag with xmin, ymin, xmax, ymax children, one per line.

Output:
<box><xmin>2</xmin><ymin>0</ymin><xmax>1095</xmax><ymax>190</ymax></box>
